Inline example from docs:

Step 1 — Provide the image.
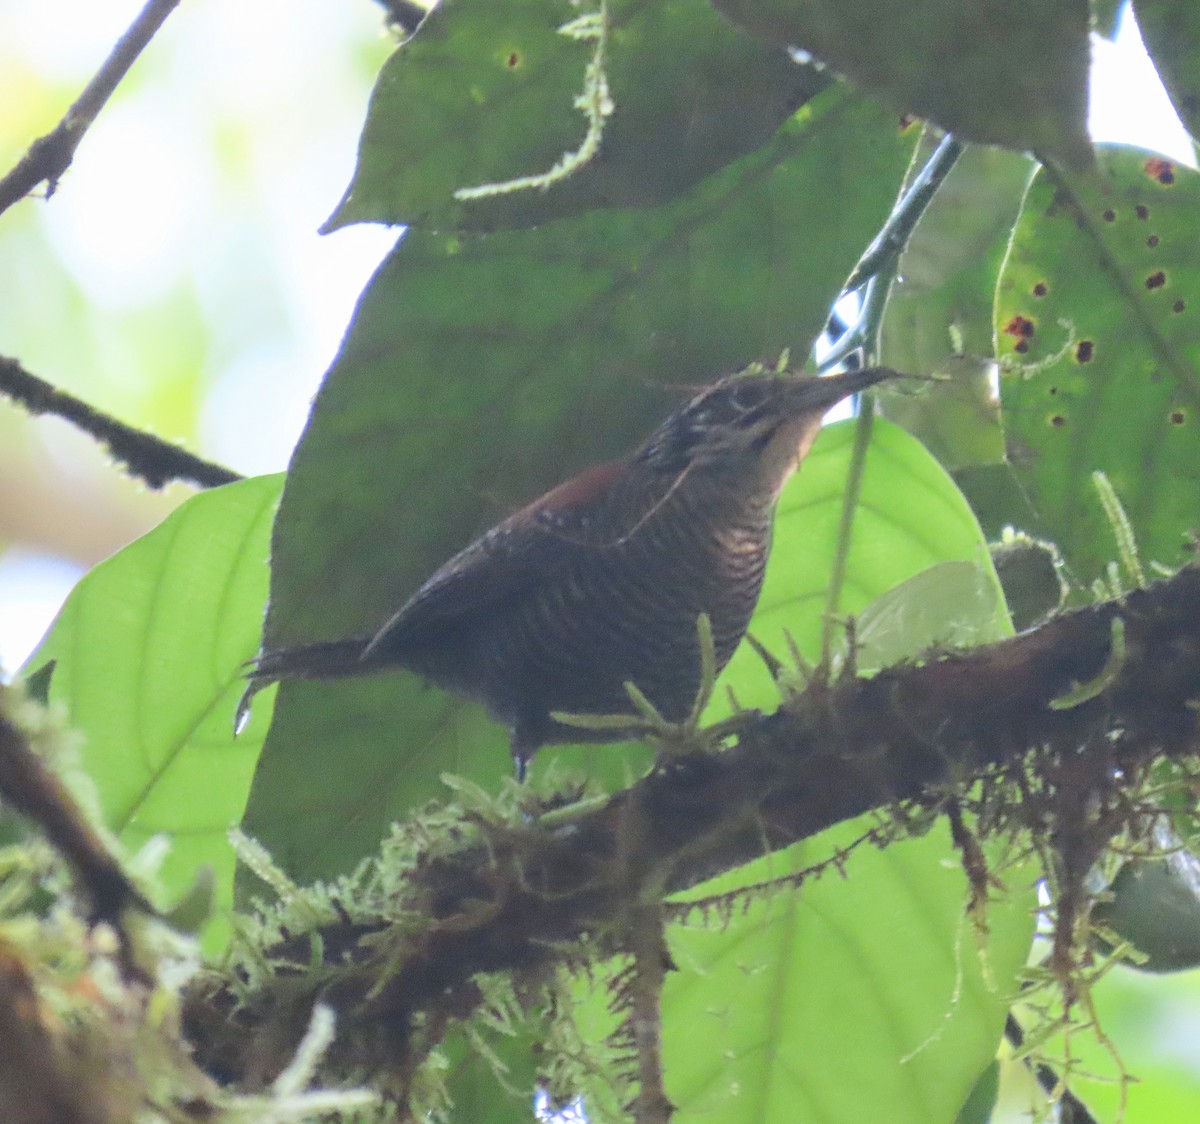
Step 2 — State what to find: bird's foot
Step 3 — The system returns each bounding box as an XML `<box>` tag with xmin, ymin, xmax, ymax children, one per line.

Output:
<box><xmin>554</xmin><ymin>615</ymin><xmax>730</xmax><ymax>763</ymax></box>
<box><xmin>625</xmin><ymin>612</ymin><xmax>725</xmax><ymax>763</ymax></box>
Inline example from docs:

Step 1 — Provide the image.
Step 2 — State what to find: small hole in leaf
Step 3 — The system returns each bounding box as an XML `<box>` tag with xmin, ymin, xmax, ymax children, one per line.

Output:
<box><xmin>1075</xmin><ymin>340</ymin><xmax>1094</xmax><ymax>363</ymax></box>
<box><xmin>1032</xmin><ymin>282</ymin><xmax>1048</xmax><ymax>297</ymax></box>
<box><xmin>1146</xmin><ymin>271</ymin><xmax>1167</xmax><ymax>290</ymax></box>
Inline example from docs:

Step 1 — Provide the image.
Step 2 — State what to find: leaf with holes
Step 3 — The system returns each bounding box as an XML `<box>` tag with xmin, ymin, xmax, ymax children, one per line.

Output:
<box><xmin>995</xmin><ymin>146</ymin><xmax>1200</xmax><ymax>587</ymax></box>
<box><xmin>24</xmin><ymin>476</ymin><xmax>281</xmax><ymax>949</ymax></box>
<box><xmin>327</xmin><ymin>0</ymin><xmax>824</xmax><ymax>232</ymax></box>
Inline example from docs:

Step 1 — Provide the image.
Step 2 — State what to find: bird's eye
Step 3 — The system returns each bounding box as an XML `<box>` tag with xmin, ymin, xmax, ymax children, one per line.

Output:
<box><xmin>727</xmin><ymin>380</ymin><xmax>766</xmax><ymax>413</ymax></box>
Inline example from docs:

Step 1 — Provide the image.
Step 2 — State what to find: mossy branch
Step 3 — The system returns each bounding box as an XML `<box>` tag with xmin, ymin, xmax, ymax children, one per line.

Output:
<box><xmin>183</xmin><ymin>566</ymin><xmax>1200</xmax><ymax>1095</ymax></box>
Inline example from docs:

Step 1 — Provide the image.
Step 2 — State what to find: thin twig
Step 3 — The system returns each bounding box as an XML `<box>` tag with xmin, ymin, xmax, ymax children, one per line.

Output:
<box><xmin>842</xmin><ymin>133</ymin><xmax>964</xmax><ymax>293</ymax></box>
<box><xmin>0</xmin><ymin>0</ymin><xmax>183</xmax><ymax>217</ymax></box>
<box><xmin>0</xmin><ymin>355</ymin><xmax>242</xmax><ymax>490</ymax></box>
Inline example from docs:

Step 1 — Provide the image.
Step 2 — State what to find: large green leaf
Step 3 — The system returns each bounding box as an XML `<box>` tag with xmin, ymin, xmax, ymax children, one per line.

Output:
<box><xmin>327</xmin><ymin>0</ymin><xmax>823</xmax><ymax>232</ymax></box>
<box><xmin>713</xmin><ymin>0</ymin><xmax>1092</xmax><ymax>169</ymax></box>
<box><xmin>662</xmin><ymin>830</ymin><xmax>1034</xmax><ymax>1124</ymax></box>
<box><xmin>994</xmin><ymin>146</ymin><xmax>1200</xmax><ymax>586</ymax></box>
<box><xmin>244</xmin><ymin>90</ymin><xmax>919</xmax><ymax>883</ymax></box>
<box><xmin>24</xmin><ymin>476</ymin><xmax>281</xmax><ymax>948</ymax></box>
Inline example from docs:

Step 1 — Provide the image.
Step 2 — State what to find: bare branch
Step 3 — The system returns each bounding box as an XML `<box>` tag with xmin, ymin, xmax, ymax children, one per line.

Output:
<box><xmin>1</xmin><ymin>355</ymin><xmax>242</xmax><ymax>490</ymax></box>
<box><xmin>0</xmin><ymin>0</ymin><xmax>183</xmax><ymax>217</ymax></box>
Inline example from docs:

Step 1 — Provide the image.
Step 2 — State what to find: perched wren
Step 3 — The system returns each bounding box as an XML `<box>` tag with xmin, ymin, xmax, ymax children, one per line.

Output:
<box><xmin>248</xmin><ymin>368</ymin><xmax>900</xmax><ymax>776</ymax></box>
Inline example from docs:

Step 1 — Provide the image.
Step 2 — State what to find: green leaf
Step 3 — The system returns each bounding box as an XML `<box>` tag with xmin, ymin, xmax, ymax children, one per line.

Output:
<box><xmin>955</xmin><ymin>1060</ymin><xmax>1000</xmax><ymax>1124</ymax></box>
<box><xmin>662</xmin><ymin>830</ymin><xmax>1033</xmax><ymax>1124</ymax></box>
<box><xmin>441</xmin><ymin>1027</ymin><xmax>541</xmax><ymax>1124</ymax></box>
<box><xmin>25</xmin><ymin>475</ymin><xmax>281</xmax><ymax>949</ymax></box>
<box><xmin>244</xmin><ymin>90</ymin><xmax>918</xmax><ymax>884</ymax></box>
<box><xmin>327</xmin><ymin>0</ymin><xmax>825</xmax><ymax>232</ymax></box>
<box><xmin>855</xmin><ymin>559</ymin><xmax>1010</xmax><ymax>670</ymax></box>
<box><xmin>1133</xmin><ymin>0</ymin><xmax>1200</xmax><ymax>143</ymax></box>
<box><xmin>994</xmin><ymin>146</ymin><xmax>1200</xmax><ymax>586</ymax></box>
<box><xmin>712</xmin><ymin>0</ymin><xmax>1093</xmax><ymax>170</ymax></box>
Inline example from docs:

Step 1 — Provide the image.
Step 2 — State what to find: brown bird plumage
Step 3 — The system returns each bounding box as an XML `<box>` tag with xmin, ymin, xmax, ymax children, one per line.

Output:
<box><xmin>247</xmin><ymin>368</ymin><xmax>900</xmax><ymax>775</ymax></box>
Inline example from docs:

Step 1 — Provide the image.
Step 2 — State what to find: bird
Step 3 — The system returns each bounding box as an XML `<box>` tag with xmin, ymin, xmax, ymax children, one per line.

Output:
<box><xmin>246</xmin><ymin>367</ymin><xmax>901</xmax><ymax>778</ymax></box>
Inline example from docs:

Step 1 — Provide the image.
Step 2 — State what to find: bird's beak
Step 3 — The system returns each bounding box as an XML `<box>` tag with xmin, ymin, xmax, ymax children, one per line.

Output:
<box><xmin>759</xmin><ymin>368</ymin><xmax>900</xmax><ymax>486</ymax></box>
<box><xmin>777</xmin><ymin>367</ymin><xmax>899</xmax><ymax>415</ymax></box>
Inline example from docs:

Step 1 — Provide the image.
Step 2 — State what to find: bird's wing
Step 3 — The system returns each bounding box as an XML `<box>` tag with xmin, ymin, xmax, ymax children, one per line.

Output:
<box><xmin>364</xmin><ymin>458</ymin><xmax>628</xmax><ymax>657</ymax></box>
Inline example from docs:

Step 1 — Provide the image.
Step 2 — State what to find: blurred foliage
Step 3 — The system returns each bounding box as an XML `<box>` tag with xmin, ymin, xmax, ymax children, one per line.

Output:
<box><xmin>4</xmin><ymin>0</ymin><xmax>1200</xmax><ymax>1121</ymax></box>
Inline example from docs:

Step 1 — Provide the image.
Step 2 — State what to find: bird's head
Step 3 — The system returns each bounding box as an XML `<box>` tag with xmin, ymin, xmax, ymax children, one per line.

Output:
<box><xmin>637</xmin><ymin>368</ymin><xmax>899</xmax><ymax>488</ymax></box>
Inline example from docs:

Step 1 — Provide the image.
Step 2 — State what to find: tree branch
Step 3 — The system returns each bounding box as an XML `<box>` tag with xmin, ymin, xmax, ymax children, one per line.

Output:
<box><xmin>1</xmin><ymin>355</ymin><xmax>241</xmax><ymax>490</ymax></box>
<box><xmin>185</xmin><ymin>566</ymin><xmax>1200</xmax><ymax>1085</ymax></box>
<box><xmin>0</xmin><ymin>0</ymin><xmax>183</xmax><ymax>217</ymax></box>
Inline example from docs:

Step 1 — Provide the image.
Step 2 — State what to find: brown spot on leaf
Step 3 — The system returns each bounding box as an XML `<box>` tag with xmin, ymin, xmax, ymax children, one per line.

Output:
<box><xmin>1050</xmin><ymin>414</ymin><xmax>1066</xmax><ymax>428</ymax></box>
<box><xmin>1033</xmin><ymin>282</ymin><xmax>1048</xmax><ymax>297</ymax></box>
<box><xmin>1147</xmin><ymin>234</ymin><xmax>1159</xmax><ymax>248</ymax></box>
<box><xmin>506</xmin><ymin>51</ymin><xmax>521</xmax><ymax>68</ymax></box>
<box><xmin>1146</xmin><ymin>271</ymin><xmax>1166</xmax><ymax>290</ymax></box>
<box><xmin>1075</xmin><ymin>340</ymin><xmax>1094</xmax><ymax>363</ymax></box>
<box><xmin>1135</xmin><ymin>205</ymin><xmax>1150</xmax><ymax>220</ymax></box>
<box><xmin>1145</xmin><ymin>157</ymin><xmax>1175</xmax><ymax>185</ymax></box>
<box><xmin>1170</xmin><ymin>409</ymin><xmax>1186</xmax><ymax>425</ymax></box>
<box><xmin>1003</xmin><ymin>315</ymin><xmax>1036</xmax><ymax>339</ymax></box>
<box><xmin>1173</xmin><ymin>299</ymin><xmax>1186</xmax><ymax>313</ymax></box>
<box><xmin>1102</xmin><ymin>209</ymin><xmax>1116</xmax><ymax>222</ymax></box>
<box><xmin>1014</xmin><ymin>340</ymin><xmax>1029</xmax><ymax>354</ymax></box>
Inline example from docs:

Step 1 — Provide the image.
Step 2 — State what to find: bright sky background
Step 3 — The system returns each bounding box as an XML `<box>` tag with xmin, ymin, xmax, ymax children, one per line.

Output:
<box><xmin>0</xmin><ymin>1</ymin><xmax>1195</xmax><ymax>675</ymax></box>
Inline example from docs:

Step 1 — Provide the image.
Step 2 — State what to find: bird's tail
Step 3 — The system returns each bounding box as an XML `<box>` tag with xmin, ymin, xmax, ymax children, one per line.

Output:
<box><xmin>235</xmin><ymin>637</ymin><xmax>374</xmax><ymax>733</ymax></box>
<box><xmin>248</xmin><ymin>637</ymin><xmax>373</xmax><ymax>682</ymax></box>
